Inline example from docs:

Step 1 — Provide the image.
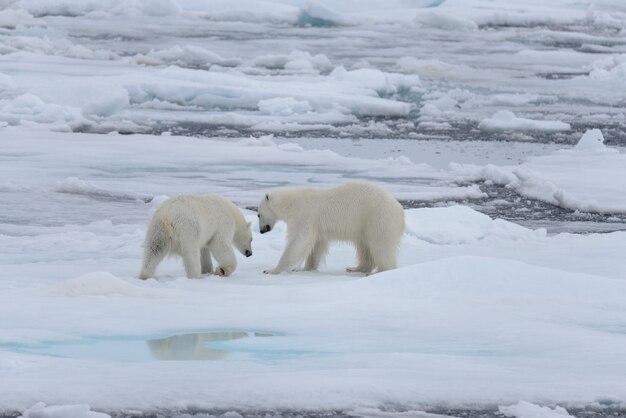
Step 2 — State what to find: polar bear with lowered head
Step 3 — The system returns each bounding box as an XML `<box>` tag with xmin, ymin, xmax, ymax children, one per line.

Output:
<box><xmin>258</xmin><ymin>182</ymin><xmax>404</xmax><ymax>275</ymax></box>
<box><xmin>139</xmin><ymin>194</ymin><xmax>252</xmax><ymax>279</ymax></box>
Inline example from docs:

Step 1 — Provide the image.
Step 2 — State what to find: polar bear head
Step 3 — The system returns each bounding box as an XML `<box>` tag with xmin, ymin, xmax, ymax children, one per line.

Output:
<box><xmin>234</xmin><ymin>221</ymin><xmax>253</xmax><ymax>257</ymax></box>
<box><xmin>258</xmin><ymin>193</ymin><xmax>277</xmax><ymax>234</ymax></box>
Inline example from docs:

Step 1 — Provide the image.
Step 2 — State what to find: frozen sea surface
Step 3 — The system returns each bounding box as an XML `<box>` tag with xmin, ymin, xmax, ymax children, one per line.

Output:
<box><xmin>1</xmin><ymin>1</ymin><xmax>626</xmax><ymax>417</ymax></box>
<box><xmin>1</xmin><ymin>0</ymin><xmax>626</xmax><ymax>143</ymax></box>
<box><xmin>4</xmin><ymin>408</ymin><xmax>626</xmax><ymax>418</ymax></box>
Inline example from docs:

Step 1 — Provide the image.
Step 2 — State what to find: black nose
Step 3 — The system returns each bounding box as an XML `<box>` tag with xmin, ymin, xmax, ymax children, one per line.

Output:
<box><xmin>245</xmin><ymin>250</ymin><xmax>252</xmax><ymax>257</ymax></box>
<box><xmin>260</xmin><ymin>225</ymin><xmax>270</xmax><ymax>234</ymax></box>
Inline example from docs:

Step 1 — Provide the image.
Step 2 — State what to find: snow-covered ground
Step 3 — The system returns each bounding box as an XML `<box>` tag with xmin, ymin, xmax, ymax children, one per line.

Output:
<box><xmin>1</xmin><ymin>0</ymin><xmax>626</xmax><ymax>417</ymax></box>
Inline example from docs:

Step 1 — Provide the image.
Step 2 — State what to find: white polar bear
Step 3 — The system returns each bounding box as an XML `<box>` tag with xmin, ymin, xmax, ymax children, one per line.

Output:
<box><xmin>258</xmin><ymin>182</ymin><xmax>404</xmax><ymax>275</ymax></box>
<box><xmin>139</xmin><ymin>194</ymin><xmax>252</xmax><ymax>279</ymax></box>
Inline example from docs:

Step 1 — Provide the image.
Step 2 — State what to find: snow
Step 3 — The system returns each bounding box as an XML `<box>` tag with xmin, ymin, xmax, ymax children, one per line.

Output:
<box><xmin>587</xmin><ymin>55</ymin><xmax>626</xmax><ymax>81</ymax></box>
<box><xmin>2</xmin><ymin>252</ymin><xmax>626</xmax><ymax>410</ymax></box>
<box><xmin>1</xmin><ymin>125</ymin><xmax>626</xmax><ymax>413</ymax></box>
<box><xmin>253</xmin><ymin>51</ymin><xmax>332</xmax><ymax>72</ymax></box>
<box><xmin>258</xmin><ymin>97</ymin><xmax>313</xmax><ymax>116</ymax></box>
<box><xmin>500</xmin><ymin>401</ymin><xmax>572</xmax><ymax>418</ymax></box>
<box><xmin>19</xmin><ymin>402</ymin><xmax>110</xmax><ymax>418</ymax></box>
<box><xmin>573</xmin><ymin>128</ymin><xmax>614</xmax><ymax>153</ymax></box>
<box><xmin>1</xmin><ymin>0</ymin><xmax>626</xmax><ymax>415</ymax></box>
<box><xmin>134</xmin><ymin>45</ymin><xmax>236</xmax><ymax>68</ymax></box>
<box><xmin>50</xmin><ymin>272</ymin><xmax>165</xmax><ymax>298</ymax></box>
<box><xmin>297</xmin><ymin>2</ymin><xmax>350</xmax><ymax>27</ymax></box>
<box><xmin>479</xmin><ymin>110</ymin><xmax>571</xmax><ymax>132</ymax></box>
<box><xmin>414</xmin><ymin>11</ymin><xmax>478</xmax><ymax>31</ymax></box>
<box><xmin>405</xmin><ymin>206</ymin><xmax>546</xmax><ymax>245</ymax></box>
<box><xmin>0</xmin><ymin>9</ymin><xmax>43</xmax><ymax>29</ymax></box>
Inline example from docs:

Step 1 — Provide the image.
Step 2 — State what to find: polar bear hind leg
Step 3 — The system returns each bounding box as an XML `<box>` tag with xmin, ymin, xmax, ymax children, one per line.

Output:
<box><xmin>369</xmin><ymin>239</ymin><xmax>399</xmax><ymax>273</ymax></box>
<box><xmin>139</xmin><ymin>223</ymin><xmax>171</xmax><ymax>280</ymax></box>
<box><xmin>180</xmin><ymin>242</ymin><xmax>202</xmax><ymax>278</ymax></box>
<box><xmin>346</xmin><ymin>240</ymin><xmax>374</xmax><ymax>274</ymax></box>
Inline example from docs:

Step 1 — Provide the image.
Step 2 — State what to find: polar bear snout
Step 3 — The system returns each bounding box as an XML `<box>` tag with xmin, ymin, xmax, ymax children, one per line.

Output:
<box><xmin>260</xmin><ymin>225</ymin><xmax>271</xmax><ymax>234</ymax></box>
<box><xmin>245</xmin><ymin>250</ymin><xmax>252</xmax><ymax>257</ymax></box>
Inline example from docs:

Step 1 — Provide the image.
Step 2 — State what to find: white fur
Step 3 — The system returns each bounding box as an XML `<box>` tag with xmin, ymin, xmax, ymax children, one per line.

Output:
<box><xmin>258</xmin><ymin>182</ymin><xmax>404</xmax><ymax>275</ymax></box>
<box><xmin>139</xmin><ymin>194</ymin><xmax>252</xmax><ymax>279</ymax></box>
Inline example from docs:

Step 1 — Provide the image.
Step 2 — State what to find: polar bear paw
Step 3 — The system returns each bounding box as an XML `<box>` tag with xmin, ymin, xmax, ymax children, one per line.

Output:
<box><xmin>217</xmin><ymin>266</ymin><xmax>234</xmax><ymax>277</ymax></box>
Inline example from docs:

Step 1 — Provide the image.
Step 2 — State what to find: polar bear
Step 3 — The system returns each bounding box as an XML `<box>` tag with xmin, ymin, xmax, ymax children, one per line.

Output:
<box><xmin>139</xmin><ymin>194</ymin><xmax>252</xmax><ymax>279</ymax></box>
<box><xmin>258</xmin><ymin>182</ymin><xmax>404</xmax><ymax>275</ymax></box>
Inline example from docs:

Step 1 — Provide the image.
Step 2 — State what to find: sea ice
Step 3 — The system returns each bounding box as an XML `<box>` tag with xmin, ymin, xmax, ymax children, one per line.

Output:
<box><xmin>19</xmin><ymin>402</ymin><xmax>110</xmax><ymax>418</ymax></box>
<box><xmin>478</xmin><ymin>110</ymin><xmax>571</xmax><ymax>132</ymax></box>
<box><xmin>452</xmin><ymin>129</ymin><xmax>626</xmax><ymax>214</ymax></box>
<box><xmin>499</xmin><ymin>401</ymin><xmax>572</xmax><ymax>418</ymax></box>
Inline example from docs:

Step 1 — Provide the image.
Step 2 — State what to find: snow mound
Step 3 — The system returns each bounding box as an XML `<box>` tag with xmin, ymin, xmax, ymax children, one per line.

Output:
<box><xmin>297</xmin><ymin>2</ymin><xmax>348</xmax><ymax>27</ymax></box>
<box><xmin>0</xmin><ymin>93</ymin><xmax>84</xmax><ymax>127</ymax></box>
<box><xmin>20</xmin><ymin>402</ymin><xmax>110</xmax><ymax>418</ymax></box>
<box><xmin>258</xmin><ymin>97</ymin><xmax>312</xmax><ymax>116</ymax></box>
<box><xmin>0</xmin><ymin>9</ymin><xmax>44</xmax><ymax>28</ymax></box>
<box><xmin>83</xmin><ymin>88</ymin><xmax>129</xmax><ymax>117</ymax></box>
<box><xmin>500</xmin><ymin>401</ymin><xmax>572</xmax><ymax>418</ymax></box>
<box><xmin>329</xmin><ymin>66</ymin><xmax>420</xmax><ymax>95</ymax></box>
<box><xmin>134</xmin><ymin>45</ymin><xmax>241</xmax><ymax>68</ymax></box>
<box><xmin>50</xmin><ymin>272</ymin><xmax>162</xmax><ymax>298</ymax></box>
<box><xmin>479</xmin><ymin>110</ymin><xmax>570</xmax><ymax>132</ymax></box>
<box><xmin>587</xmin><ymin>55</ymin><xmax>626</xmax><ymax>81</ymax></box>
<box><xmin>404</xmin><ymin>205</ymin><xmax>545</xmax><ymax>245</ymax></box>
<box><xmin>146</xmin><ymin>194</ymin><xmax>170</xmax><ymax>216</ymax></box>
<box><xmin>237</xmin><ymin>134</ymin><xmax>277</xmax><ymax>147</ymax></box>
<box><xmin>252</xmin><ymin>51</ymin><xmax>332</xmax><ymax>72</ymax></box>
<box><xmin>415</xmin><ymin>11</ymin><xmax>478</xmax><ymax>31</ymax></box>
<box><xmin>54</xmin><ymin>177</ymin><xmax>149</xmax><ymax>202</ymax></box>
<box><xmin>478</xmin><ymin>110</ymin><xmax>571</xmax><ymax>132</ymax></box>
<box><xmin>573</xmin><ymin>128</ymin><xmax>615</xmax><ymax>153</ymax></box>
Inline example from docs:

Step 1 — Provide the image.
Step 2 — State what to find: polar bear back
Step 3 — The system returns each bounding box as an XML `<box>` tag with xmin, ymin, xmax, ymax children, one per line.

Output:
<box><xmin>150</xmin><ymin>194</ymin><xmax>239</xmax><ymax>251</ymax></box>
<box><xmin>316</xmin><ymin>182</ymin><xmax>404</xmax><ymax>241</ymax></box>
<box><xmin>275</xmin><ymin>182</ymin><xmax>404</xmax><ymax>242</ymax></box>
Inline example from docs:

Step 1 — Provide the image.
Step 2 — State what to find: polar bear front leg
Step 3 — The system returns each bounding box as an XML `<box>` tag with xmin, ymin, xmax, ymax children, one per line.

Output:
<box><xmin>210</xmin><ymin>240</ymin><xmax>237</xmax><ymax>277</ymax></box>
<box><xmin>264</xmin><ymin>234</ymin><xmax>314</xmax><ymax>275</ymax></box>
<box><xmin>200</xmin><ymin>246</ymin><xmax>214</xmax><ymax>275</ymax></box>
<box><xmin>303</xmin><ymin>239</ymin><xmax>329</xmax><ymax>271</ymax></box>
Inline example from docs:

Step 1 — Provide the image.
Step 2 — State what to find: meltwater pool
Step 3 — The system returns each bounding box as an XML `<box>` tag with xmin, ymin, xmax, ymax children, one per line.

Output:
<box><xmin>6</xmin><ymin>331</ymin><xmax>275</xmax><ymax>362</ymax></box>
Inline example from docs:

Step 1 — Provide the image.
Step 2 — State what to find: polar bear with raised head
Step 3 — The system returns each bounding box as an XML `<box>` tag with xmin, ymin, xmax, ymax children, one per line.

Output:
<box><xmin>139</xmin><ymin>194</ymin><xmax>252</xmax><ymax>279</ymax></box>
<box><xmin>258</xmin><ymin>182</ymin><xmax>404</xmax><ymax>275</ymax></box>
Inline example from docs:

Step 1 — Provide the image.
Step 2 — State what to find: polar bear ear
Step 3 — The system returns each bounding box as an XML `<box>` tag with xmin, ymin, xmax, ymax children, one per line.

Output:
<box><xmin>265</xmin><ymin>193</ymin><xmax>270</xmax><ymax>201</ymax></box>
